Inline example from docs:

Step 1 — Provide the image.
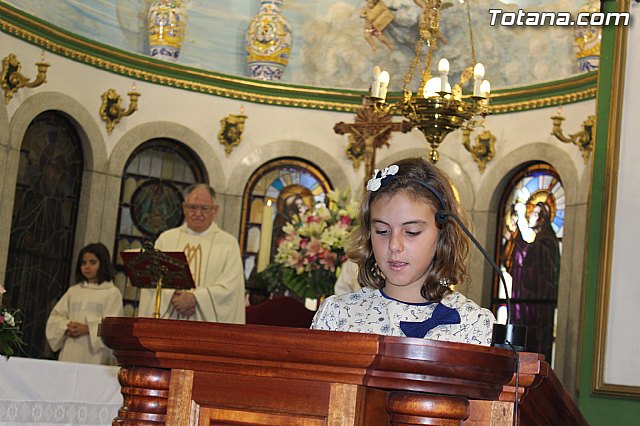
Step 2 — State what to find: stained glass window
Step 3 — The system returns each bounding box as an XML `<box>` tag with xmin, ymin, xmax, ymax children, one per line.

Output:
<box><xmin>492</xmin><ymin>163</ymin><xmax>564</xmax><ymax>364</ymax></box>
<box><xmin>4</xmin><ymin>112</ymin><xmax>84</xmax><ymax>359</ymax></box>
<box><xmin>240</xmin><ymin>158</ymin><xmax>332</xmax><ymax>297</ymax></box>
<box><xmin>112</xmin><ymin>139</ymin><xmax>206</xmax><ymax>315</ymax></box>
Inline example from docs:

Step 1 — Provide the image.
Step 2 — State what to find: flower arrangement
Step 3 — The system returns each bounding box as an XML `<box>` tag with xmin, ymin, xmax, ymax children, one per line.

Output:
<box><xmin>273</xmin><ymin>188</ymin><xmax>359</xmax><ymax>299</ymax></box>
<box><xmin>0</xmin><ymin>282</ymin><xmax>24</xmax><ymax>359</ymax></box>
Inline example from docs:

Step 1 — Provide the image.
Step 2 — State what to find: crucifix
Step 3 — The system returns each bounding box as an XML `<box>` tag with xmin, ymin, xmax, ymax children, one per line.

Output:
<box><xmin>334</xmin><ymin>100</ymin><xmax>412</xmax><ymax>180</ymax></box>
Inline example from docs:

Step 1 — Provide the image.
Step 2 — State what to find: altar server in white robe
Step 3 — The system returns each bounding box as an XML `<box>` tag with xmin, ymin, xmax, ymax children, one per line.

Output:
<box><xmin>137</xmin><ymin>184</ymin><xmax>245</xmax><ymax>323</ymax></box>
<box><xmin>334</xmin><ymin>260</ymin><xmax>361</xmax><ymax>296</ymax></box>
<box><xmin>46</xmin><ymin>243</ymin><xmax>123</xmax><ymax>365</ymax></box>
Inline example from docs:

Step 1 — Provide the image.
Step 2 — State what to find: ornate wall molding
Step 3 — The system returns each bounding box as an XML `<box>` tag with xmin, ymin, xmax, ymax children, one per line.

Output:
<box><xmin>0</xmin><ymin>3</ymin><xmax>596</xmax><ymax>115</ymax></box>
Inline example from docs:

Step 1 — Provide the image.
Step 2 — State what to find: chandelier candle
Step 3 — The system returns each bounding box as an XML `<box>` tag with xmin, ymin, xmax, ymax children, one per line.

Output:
<box><xmin>371</xmin><ymin>65</ymin><xmax>381</xmax><ymax>98</ymax></box>
<box><xmin>378</xmin><ymin>71</ymin><xmax>390</xmax><ymax>102</ymax></box>
<box><xmin>438</xmin><ymin>58</ymin><xmax>449</xmax><ymax>93</ymax></box>
<box><xmin>473</xmin><ymin>63</ymin><xmax>485</xmax><ymax>96</ymax></box>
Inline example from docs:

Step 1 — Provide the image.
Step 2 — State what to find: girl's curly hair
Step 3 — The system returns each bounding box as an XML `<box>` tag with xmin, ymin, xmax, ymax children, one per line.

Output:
<box><xmin>347</xmin><ymin>157</ymin><xmax>470</xmax><ymax>302</ymax></box>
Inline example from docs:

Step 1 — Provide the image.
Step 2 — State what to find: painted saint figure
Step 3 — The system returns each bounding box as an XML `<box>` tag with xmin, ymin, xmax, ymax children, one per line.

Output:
<box><xmin>505</xmin><ymin>201</ymin><xmax>560</xmax><ymax>360</ymax></box>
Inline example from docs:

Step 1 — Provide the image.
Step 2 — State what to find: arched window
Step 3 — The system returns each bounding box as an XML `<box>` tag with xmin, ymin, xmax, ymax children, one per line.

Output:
<box><xmin>4</xmin><ymin>111</ymin><xmax>84</xmax><ymax>359</ymax></box>
<box><xmin>239</xmin><ymin>158</ymin><xmax>332</xmax><ymax>295</ymax></box>
<box><xmin>112</xmin><ymin>139</ymin><xmax>206</xmax><ymax>316</ymax></box>
<box><xmin>493</xmin><ymin>162</ymin><xmax>564</xmax><ymax>364</ymax></box>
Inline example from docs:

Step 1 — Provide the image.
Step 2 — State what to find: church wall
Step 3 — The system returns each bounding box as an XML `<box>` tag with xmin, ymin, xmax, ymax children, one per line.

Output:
<box><xmin>577</xmin><ymin>2</ymin><xmax>640</xmax><ymax>422</ymax></box>
<box><xmin>0</xmin><ymin>30</ymin><xmax>596</xmax><ymax>402</ymax></box>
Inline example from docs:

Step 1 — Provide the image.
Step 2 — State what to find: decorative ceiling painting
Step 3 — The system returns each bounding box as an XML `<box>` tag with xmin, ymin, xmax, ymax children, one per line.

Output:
<box><xmin>3</xmin><ymin>0</ymin><xmax>593</xmax><ymax>91</ymax></box>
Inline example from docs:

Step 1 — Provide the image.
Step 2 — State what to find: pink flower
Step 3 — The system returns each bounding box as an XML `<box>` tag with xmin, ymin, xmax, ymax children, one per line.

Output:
<box><xmin>288</xmin><ymin>251</ymin><xmax>305</xmax><ymax>270</ymax></box>
<box><xmin>319</xmin><ymin>250</ymin><xmax>338</xmax><ymax>272</ymax></box>
<box><xmin>306</xmin><ymin>215</ymin><xmax>320</xmax><ymax>223</ymax></box>
<box><xmin>306</xmin><ymin>237</ymin><xmax>323</xmax><ymax>255</ymax></box>
<box><xmin>339</xmin><ymin>216</ymin><xmax>352</xmax><ymax>226</ymax></box>
<box><xmin>299</xmin><ymin>238</ymin><xmax>309</xmax><ymax>249</ymax></box>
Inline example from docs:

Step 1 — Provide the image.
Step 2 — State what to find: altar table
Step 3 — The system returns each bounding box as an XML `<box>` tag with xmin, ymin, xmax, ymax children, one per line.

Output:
<box><xmin>0</xmin><ymin>357</ymin><xmax>121</xmax><ymax>426</ymax></box>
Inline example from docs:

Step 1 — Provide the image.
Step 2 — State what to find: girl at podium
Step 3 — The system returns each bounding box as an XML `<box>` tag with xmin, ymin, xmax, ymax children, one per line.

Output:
<box><xmin>46</xmin><ymin>243</ymin><xmax>123</xmax><ymax>364</ymax></box>
<box><xmin>311</xmin><ymin>157</ymin><xmax>495</xmax><ymax>346</ymax></box>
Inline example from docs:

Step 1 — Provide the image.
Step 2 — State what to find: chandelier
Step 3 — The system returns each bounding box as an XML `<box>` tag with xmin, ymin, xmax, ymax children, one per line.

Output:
<box><xmin>372</xmin><ymin>0</ymin><xmax>490</xmax><ymax>163</ymax></box>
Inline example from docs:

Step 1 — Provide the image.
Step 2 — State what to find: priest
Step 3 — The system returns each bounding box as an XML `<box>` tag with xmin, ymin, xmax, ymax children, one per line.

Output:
<box><xmin>137</xmin><ymin>184</ymin><xmax>245</xmax><ymax>323</ymax></box>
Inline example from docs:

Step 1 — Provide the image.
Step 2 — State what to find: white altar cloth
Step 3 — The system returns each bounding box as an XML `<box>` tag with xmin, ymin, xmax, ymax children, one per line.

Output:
<box><xmin>0</xmin><ymin>357</ymin><xmax>121</xmax><ymax>425</ymax></box>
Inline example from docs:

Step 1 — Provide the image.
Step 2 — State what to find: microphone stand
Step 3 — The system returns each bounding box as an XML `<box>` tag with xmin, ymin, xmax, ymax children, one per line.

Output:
<box><xmin>437</xmin><ymin>211</ymin><xmax>527</xmax><ymax>425</ymax></box>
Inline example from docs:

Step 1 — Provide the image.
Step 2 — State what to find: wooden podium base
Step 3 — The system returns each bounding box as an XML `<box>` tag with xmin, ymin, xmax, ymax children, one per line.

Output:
<box><xmin>100</xmin><ymin>318</ymin><xmax>587</xmax><ymax>425</ymax></box>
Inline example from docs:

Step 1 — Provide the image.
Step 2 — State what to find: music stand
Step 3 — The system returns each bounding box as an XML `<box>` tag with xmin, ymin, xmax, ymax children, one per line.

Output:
<box><xmin>121</xmin><ymin>242</ymin><xmax>195</xmax><ymax>319</ymax></box>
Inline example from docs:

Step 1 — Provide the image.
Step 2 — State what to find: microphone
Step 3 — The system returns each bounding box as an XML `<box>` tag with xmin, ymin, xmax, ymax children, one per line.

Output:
<box><xmin>437</xmin><ymin>207</ymin><xmax>525</xmax><ymax>426</ymax></box>
<box><xmin>437</xmin><ymin>211</ymin><xmax>527</xmax><ymax>351</ymax></box>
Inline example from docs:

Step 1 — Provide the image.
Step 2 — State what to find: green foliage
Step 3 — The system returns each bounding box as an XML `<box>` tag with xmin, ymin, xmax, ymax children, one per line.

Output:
<box><xmin>281</xmin><ymin>265</ymin><xmax>336</xmax><ymax>300</ymax></box>
<box><xmin>249</xmin><ymin>262</ymin><xmax>287</xmax><ymax>294</ymax></box>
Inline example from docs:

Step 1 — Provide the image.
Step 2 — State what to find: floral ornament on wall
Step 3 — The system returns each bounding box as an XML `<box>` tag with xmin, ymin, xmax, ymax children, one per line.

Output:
<box><xmin>99</xmin><ymin>87</ymin><xmax>140</xmax><ymax>134</ymax></box>
<box><xmin>462</xmin><ymin>129</ymin><xmax>496</xmax><ymax>174</ymax></box>
<box><xmin>218</xmin><ymin>113</ymin><xmax>248</xmax><ymax>156</ymax></box>
<box><xmin>273</xmin><ymin>188</ymin><xmax>358</xmax><ymax>299</ymax></box>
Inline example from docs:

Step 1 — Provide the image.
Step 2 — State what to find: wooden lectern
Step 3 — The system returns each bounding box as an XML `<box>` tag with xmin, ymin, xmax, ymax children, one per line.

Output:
<box><xmin>100</xmin><ymin>318</ymin><xmax>587</xmax><ymax>425</ymax></box>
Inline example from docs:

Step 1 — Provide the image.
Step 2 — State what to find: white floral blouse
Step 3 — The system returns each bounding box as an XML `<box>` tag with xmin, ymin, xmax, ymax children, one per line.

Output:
<box><xmin>311</xmin><ymin>287</ymin><xmax>495</xmax><ymax>346</ymax></box>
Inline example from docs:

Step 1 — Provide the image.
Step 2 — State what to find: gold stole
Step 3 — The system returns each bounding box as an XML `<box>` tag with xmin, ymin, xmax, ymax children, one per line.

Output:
<box><xmin>183</xmin><ymin>244</ymin><xmax>203</xmax><ymax>287</ymax></box>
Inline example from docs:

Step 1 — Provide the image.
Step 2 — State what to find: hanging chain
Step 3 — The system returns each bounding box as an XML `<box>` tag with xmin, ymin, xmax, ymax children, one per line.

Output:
<box><xmin>456</xmin><ymin>0</ymin><xmax>476</xmax><ymax>88</ymax></box>
<box><xmin>402</xmin><ymin>0</ymin><xmax>442</xmax><ymax>96</ymax></box>
<box><xmin>466</xmin><ymin>0</ymin><xmax>477</xmax><ymax>65</ymax></box>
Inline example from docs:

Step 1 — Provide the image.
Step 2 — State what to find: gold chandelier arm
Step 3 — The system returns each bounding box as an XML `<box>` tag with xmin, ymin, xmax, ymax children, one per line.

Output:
<box><xmin>458</xmin><ymin>66</ymin><xmax>474</xmax><ymax>88</ymax></box>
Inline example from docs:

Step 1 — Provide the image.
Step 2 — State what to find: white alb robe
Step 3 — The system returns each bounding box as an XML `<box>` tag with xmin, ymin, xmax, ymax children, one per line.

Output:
<box><xmin>137</xmin><ymin>222</ymin><xmax>245</xmax><ymax>323</ymax></box>
<box><xmin>45</xmin><ymin>281</ymin><xmax>123</xmax><ymax>365</ymax></box>
<box><xmin>333</xmin><ymin>260</ymin><xmax>360</xmax><ymax>296</ymax></box>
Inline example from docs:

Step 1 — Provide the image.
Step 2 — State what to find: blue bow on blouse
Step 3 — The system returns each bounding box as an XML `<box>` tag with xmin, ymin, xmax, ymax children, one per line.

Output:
<box><xmin>399</xmin><ymin>303</ymin><xmax>461</xmax><ymax>338</ymax></box>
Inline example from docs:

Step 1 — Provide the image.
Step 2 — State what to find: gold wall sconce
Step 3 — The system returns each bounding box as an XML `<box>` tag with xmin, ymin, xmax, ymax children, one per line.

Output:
<box><xmin>551</xmin><ymin>112</ymin><xmax>595</xmax><ymax>163</ymax></box>
<box><xmin>218</xmin><ymin>113</ymin><xmax>248</xmax><ymax>156</ymax></box>
<box><xmin>462</xmin><ymin>128</ymin><xmax>496</xmax><ymax>174</ymax></box>
<box><xmin>99</xmin><ymin>86</ymin><xmax>140</xmax><ymax>134</ymax></box>
<box><xmin>1</xmin><ymin>53</ymin><xmax>50</xmax><ymax>104</ymax></box>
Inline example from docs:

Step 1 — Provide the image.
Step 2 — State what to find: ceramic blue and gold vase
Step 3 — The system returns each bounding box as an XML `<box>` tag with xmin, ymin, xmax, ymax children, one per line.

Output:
<box><xmin>574</xmin><ymin>0</ymin><xmax>601</xmax><ymax>72</ymax></box>
<box><xmin>245</xmin><ymin>0</ymin><xmax>293</xmax><ymax>81</ymax></box>
<box><xmin>148</xmin><ymin>0</ymin><xmax>188</xmax><ymax>62</ymax></box>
